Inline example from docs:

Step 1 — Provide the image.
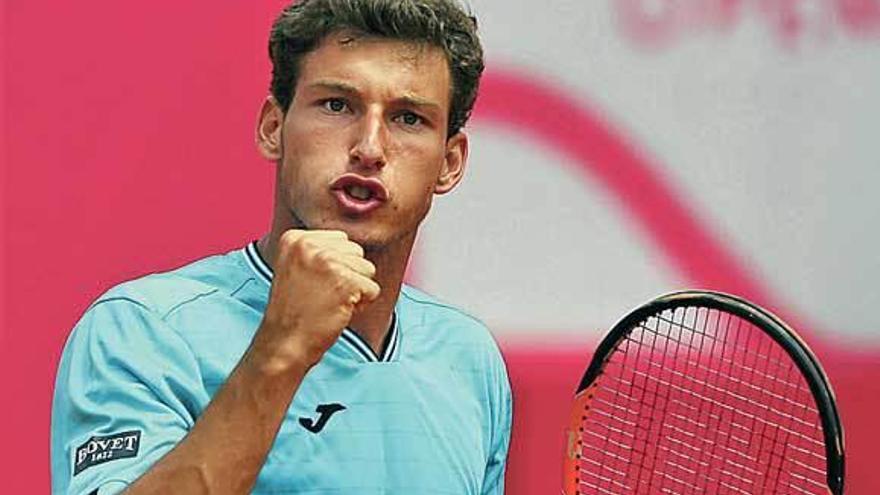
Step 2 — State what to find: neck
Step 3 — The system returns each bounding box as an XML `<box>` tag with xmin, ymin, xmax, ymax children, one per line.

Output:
<box><xmin>258</xmin><ymin>226</ymin><xmax>416</xmax><ymax>357</ymax></box>
<box><xmin>349</xmin><ymin>241</ymin><xmax>411</xmax><ymax>352</ymax></box>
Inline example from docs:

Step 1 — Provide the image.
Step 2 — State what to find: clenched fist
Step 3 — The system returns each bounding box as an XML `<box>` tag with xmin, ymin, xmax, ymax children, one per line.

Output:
<box><xmin>251</xmin><ymin>230</ymin><xmax>380</xmax><ymax>371</ymax></box>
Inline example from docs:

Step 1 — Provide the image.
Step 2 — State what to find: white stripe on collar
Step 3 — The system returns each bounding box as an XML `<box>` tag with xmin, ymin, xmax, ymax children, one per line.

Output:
<box><xmin>380</xmin><ymin>313</ymin><xmax>399</xmax><ymax>362</ymax></box>
<box><xmin>340</xmin><ymin>329</ymin><xmax>378</xmax><ymax>362</ymax></box>
<box><xmin>338</xmin><ymin>313</ymin><xmax>399</xmax><ymax>363</ymax></box>
<box><xmin>244</xmin><ymin>241</ymin><xmax>272</xmax><ymax>285</ymax></box>
<box><xmin>241</xmin><ymin>241</ymin><xmax>400</xmax><ymax>363</ymax></box>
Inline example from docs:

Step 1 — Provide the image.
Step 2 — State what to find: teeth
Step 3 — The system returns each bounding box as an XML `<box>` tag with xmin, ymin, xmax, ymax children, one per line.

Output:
<box><xmin>346</xmin><ymin>185</ymin><xmax>372</xmax><ymax>201</ymax></box>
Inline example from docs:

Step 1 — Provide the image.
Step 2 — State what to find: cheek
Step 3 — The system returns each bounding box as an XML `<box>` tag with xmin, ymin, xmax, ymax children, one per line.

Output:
<box><xmin>286</xmin><ymin>128</ymin><xmax>327</xmax><ymax>167</ymax></box>
<box><xmin>392</xmin><ymin>149</ymin><xmax>440</xmax><ymax>193</ymax></box>
<box><xmin>392</xmin><ymin>164</ymin><xmax>441</xmax><ymax>220</ymax></box>
<box><xmin>281</xmin><ymin>128</ymin><xmax>341</xmax><ymax>188</ymax></box>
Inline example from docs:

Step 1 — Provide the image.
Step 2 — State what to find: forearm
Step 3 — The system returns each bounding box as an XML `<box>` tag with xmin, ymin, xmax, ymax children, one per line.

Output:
<box><xmin>123</xmin><ymin>230</ymin><xmax>376</xmax><ymax>494</ymax></box>
<box><xmin>123</xmin><ymin>342</ymin><xmax>312</xmax><ymax>495</ymax></box>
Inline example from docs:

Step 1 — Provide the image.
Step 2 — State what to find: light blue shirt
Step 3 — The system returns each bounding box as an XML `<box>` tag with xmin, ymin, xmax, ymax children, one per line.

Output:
<box><xmin>51</xmin><ymin>242</ymin><xmax>512</xmax><ymax>494</ymax></box>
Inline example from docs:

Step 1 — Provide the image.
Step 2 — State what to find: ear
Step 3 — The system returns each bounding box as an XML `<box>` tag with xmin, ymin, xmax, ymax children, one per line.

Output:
<box><xmin>435</xmin><ymin>132</ymin><xmax>468</xmax><ymax>195</ymax></box>
<box><xmin>256</xmin><ymin>96</ymin><xmax>284</xmax><ymax>161</ymax></box>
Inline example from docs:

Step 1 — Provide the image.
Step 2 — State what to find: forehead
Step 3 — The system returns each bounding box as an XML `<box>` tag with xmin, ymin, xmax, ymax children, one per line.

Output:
<box><xmin>296</xmin><ymin>31</ymin><xmax>452</xmax><ymax>102</ymax></box>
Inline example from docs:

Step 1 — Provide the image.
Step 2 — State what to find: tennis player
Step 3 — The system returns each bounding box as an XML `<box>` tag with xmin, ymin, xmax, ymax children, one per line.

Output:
<box><xmin>50</xmin><ymin>1</ymin><xmax>512</xmax><ymax>493</ymax></box>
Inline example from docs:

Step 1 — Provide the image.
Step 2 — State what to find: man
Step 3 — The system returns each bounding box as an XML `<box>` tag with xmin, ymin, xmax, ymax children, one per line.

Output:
<box><xmin>50</xmin><ymin>1</ymin><xmax>512</xmax><ymax>493</ymax></box>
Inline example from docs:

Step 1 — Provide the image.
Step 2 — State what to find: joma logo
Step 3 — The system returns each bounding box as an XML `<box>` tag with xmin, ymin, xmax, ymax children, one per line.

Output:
<box><xmin>74</xmin><ymin>430</ymin><xmax>141</xmax><ymax>475</ymax></box>
<box><xmin>299</xmin><ymin>403</ymin><xmax>346</xmax><ymax>434</ymax></box>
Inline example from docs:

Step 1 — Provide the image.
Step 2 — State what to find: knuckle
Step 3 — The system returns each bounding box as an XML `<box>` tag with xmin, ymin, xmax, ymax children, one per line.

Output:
<box><xmin>311</xmin><ymin>248</ymin><xmax>334</xmax><ymax>268</ymax></box>
<box><xmin>292</xmin><ymin>238</ymin><xmax>320</xmax><ymax>258</ymax></box>
<box><xmin>282</xmin><ymin>235</ymin><xmax>311</xmax><ymax>258</ymax></box>
<box><xmin>334</xmin><ymin>273</ymin><xmax>358</xmax><ymax>295</ymax></box>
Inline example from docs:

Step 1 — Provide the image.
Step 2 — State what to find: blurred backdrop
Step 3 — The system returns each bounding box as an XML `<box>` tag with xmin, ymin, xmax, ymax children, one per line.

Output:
<box><xmin>3</xmin><ymin>0</ymin><xmax>879</xmax><ymax>492</ymax></box>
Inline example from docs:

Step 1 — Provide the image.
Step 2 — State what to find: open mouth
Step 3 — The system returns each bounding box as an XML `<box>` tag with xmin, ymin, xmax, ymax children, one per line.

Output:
<box><xmin>331</xmin><ymin>175</ymin><xmax>388</xmax><ymax>203</ymax></box>
<box><xmin>345</xmin><ymin>184</ymin><xmax>375</xmax><ymax>201</ymax></box>
<box><xmin>330</xmin><ymin>174</ymin><xmax>389</xmax><ymax>214</ymax></box>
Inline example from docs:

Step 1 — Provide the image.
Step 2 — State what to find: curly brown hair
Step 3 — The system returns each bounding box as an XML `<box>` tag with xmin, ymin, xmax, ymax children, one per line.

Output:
<box><xmin>269</xmin><ymin>0</ymin><xmax>484</xmax><ymax>137</ymax></box>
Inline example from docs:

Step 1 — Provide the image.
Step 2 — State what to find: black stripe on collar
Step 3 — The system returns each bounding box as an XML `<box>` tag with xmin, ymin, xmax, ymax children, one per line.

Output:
<box><xmin>380</xmin><ymin>313</ymin><xmax>398</xmax><ymax>362</ymax></box>
<box><xmin>340</xmin><ymin>313</ymin><xmax>399</xmax><ymax>363</ymax></box>
<box><xmin>340</xmin><ymin>329</ymin><xmax>377</xmax><ymax>362</ymax></box>
<box><xmin>244</xmin><ymin>241</ymin><xmax>273</xmax><ymax>285</ymax></box>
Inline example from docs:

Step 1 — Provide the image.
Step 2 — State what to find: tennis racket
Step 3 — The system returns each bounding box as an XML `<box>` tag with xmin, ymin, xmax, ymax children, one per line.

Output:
<box><xmin>563</xmin><ymin>290</ymin><xmax>844</xmax><ymax>494</ymax></box>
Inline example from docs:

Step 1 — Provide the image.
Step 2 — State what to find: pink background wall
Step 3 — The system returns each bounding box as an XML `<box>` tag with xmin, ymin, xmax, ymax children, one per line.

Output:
<box><xmin>4</xmin><ymin>1</ymin><xmax>879</xmax><ymax>493</ymax></box>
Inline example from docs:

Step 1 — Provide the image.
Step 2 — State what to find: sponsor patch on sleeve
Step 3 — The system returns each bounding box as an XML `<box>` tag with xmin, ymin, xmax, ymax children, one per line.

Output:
<box><xmin>74</xmin><ymin>430</ymin><xmax>142</xmax><ymax>476</ymax></box>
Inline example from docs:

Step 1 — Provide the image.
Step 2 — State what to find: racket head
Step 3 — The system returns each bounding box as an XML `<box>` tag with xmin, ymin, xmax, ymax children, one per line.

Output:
<box><xmin>564</xmin><ymin>290</ymin><xmax>844</xmax><ymax>495</ymax></box>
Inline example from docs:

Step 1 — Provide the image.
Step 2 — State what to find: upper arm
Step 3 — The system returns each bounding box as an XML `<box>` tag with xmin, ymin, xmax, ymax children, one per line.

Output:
<box><xmin>51</xmin><ymin>299</ymin><xmax>208</xmax><ymax>495</ymax></box>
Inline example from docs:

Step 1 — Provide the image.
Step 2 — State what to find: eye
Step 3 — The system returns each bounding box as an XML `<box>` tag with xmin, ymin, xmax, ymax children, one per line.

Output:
<box><xmin>321</xmin><ymin>98</ymin><xmax>349</xmax><ymax>113</ymax></box>
<box><xmin>395</xmin><ymin>111</ymin><xmax>424</xmax><ymax>127</ymax></box>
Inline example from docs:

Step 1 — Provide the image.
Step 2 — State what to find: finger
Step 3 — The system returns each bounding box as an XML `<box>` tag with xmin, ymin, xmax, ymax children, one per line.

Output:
<box><xmin>350</xmin><ymin>273</ymin><xmax>381</xmax><ymax>303</ymax></box>
<box><xmin>334</xmin><ymin>253</ymin><xmax>376</xmax><ymax>278</ymax></box>
<box><xmin>322</xmin><ymin>239</ymin><xmax>365</xmax><ymax>257</ymax></box>
<box><xmin>277</xmin><ymin>234</ymin><xmax>363</xmax><ymax>263</ymax></box>
<box><xmin>280</xmin><ymin>229</ymin><xmax>348</xmax><ymax>247</ymax></box>
<box><xmin>302</xmin><ymin>229</ymin><xmax>349</xmax><ymax>240</ymax></box>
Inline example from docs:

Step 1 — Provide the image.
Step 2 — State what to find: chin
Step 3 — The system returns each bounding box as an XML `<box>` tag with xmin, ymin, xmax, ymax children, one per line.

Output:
<box><xmin>296</xmin><ymin>206</ymin><xmax>421</xmax><ymax>252</ymax></box>
<box><xmin>300</xmin><ymin>217</ymin><xmax>384</xmax><ymax>247</ymax></box>
<box><xmin>344</xmin><ymin>229</ymin><xmax>396</xmax><ymax>252</ymax></box>
<box><xmin>345</xmin><ymin>224</ymin><xmax>417</xmax><ymax>253</ymax></box>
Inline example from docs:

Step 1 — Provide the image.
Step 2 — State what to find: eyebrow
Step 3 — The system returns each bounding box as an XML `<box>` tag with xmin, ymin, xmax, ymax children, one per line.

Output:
<box><xmin>306</xmin><ymin>79</ymin><xmax>443</xmax><ymax>114</ymax></box>
<box><xmin>306</xmin><ymin>80</ymin><xmax>360</xmax><ymax>96</ymax></box>
<box><xmin>396</xmin><ymin>94</ymin><xmax>442</xmax><ymax>114</ymax></box>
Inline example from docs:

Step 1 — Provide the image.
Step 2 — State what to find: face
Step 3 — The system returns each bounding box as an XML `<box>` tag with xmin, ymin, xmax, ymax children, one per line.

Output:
<box><xmin>257</xmin><ymin>32</ymin><xmax>468</xmax><ymax>251</ymax></box>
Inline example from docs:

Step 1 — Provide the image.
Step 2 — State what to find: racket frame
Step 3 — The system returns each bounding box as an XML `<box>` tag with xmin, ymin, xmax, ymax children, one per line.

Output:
<box><xmin>565</xmin><ymin>290</ymin><xmax>845</xmax><ymax>495</ymax></box>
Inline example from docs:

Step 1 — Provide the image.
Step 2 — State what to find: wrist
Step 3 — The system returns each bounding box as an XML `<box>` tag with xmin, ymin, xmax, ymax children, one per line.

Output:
<box><xmin>244</xmin><ymin>324</ymin><xmax>318</xmax><ymax>381</ymax></box>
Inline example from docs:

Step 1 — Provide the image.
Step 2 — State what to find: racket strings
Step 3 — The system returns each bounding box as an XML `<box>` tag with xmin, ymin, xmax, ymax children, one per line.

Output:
<box><xmin>573</xmin><ymin>306</ymin><xmax>827</xmax><ymax>494</ymax></box>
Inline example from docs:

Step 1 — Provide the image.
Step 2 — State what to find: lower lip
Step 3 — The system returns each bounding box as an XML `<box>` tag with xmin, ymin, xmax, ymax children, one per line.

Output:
<box><xmin>331</xmin><ymin>189</ymin><xmax>384</xmax><ymax>215</ymax></box>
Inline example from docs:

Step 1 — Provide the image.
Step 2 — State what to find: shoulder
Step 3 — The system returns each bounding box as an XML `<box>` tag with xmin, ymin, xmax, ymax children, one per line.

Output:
<box><xmin>400</xmin><ymin>285</ymin><xmax>493</xmax><ymax>339</ymax></box>
<box><xmin>63</xmin><ymin>246</ymin><xmax>254</xmax><ymax>355</ymax></box>
<box><xmin>56</xmin><ymin>248</ymin><xmax>254</xmax><ymax>394</ymax></box>
<box><xmin>55</xmin><ymin>250</ymin><xmax>251</xmax><ymax>401</ymax></box>
<box><xmin>91</xmin><ymin>247</ymin><xmax>250</xmax><ymax>319</ymax></box>
<box><xmin>399</xmin><ymin>285</ymin><xmax>507</xmax><ymax>372</ymax></box>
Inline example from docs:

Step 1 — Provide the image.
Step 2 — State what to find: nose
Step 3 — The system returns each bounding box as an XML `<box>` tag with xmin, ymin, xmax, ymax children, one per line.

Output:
<box><xmin>349</xmin><ymin>108</ymin><xmax>387</xmax><ymax>171</ymax></box>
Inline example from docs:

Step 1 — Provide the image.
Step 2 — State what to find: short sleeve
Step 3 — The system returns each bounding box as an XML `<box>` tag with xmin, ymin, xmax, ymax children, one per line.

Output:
<box><xmin>481</xmin><ymin>345</ymin><xmax>513</xmax><ymax>495</ymax></box>
<box><xmin>51</xmin><ymin>298</ymin><xmax>208</xmax><ymax>495</ymax></box>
